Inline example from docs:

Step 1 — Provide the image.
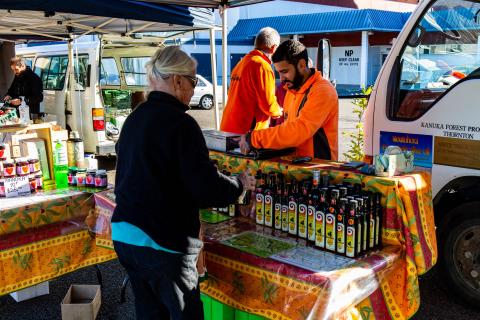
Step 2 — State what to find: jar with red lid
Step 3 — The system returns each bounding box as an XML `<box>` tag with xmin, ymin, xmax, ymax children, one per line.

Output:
<box><xmin>29</xmin><ymin>174</ymin><xmax>37</xmax><ymax>193</ymax></box>
<box><xmin>3</xmin><ymin>160</ymin><xmax>15</xmax><ymax>178</ymax></box>
<box><xmin>0</xmin><ymin>179</ymin><xmax>5</xmax><ymax>197</ymax></box>
<box><xmin>35</xmin><ymin>173</ymin><xmax>43</xmax><ymax>190</ymax></box>
<box><xmin>15</xmin><ymin>158</ymin><xmax>30</xmax><ymax>176</ymax></box>
<box><xmin>28</xmin><ymin>158</ymin><xmax>41</xmax><ymax>173</ymax></box>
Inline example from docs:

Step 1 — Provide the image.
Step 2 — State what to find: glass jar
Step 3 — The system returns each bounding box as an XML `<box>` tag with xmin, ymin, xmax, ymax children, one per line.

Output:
<box><xmin>86</xmin><ymin>169</ymin><xmax>96</xmax><ymax>187</ymax></box>
<box><xmin>0</xmin><ymin>143</ymin><xmax>6</xmax><ymax>161</ymax></box>
<box><xmin>3</xmin><ymin>160</ymin><xmax>15</xmax><ymax>178</ymax></box>
<box><xmin>35</xmin><ymin>173</ymin><xmax>43</xmax><ymax>190</ymax></box>
<box><xmin>0</xmin><ymin>179</ymin><xmax>5</xmax><ymax>197</ymax></box>
<box><xmin>28</xmin><ymin>158</ymin><xmax>41</xmax><ymax>173</ymax></box>
<box><xmin>15</xmin><ymin>158</ymin><xmax>30</xmax><ymax>176</ymax></box>
<box><xmin>76</xmin><ymin>168</ymin><xmax>87</xmax><ymax>187</ymax></box>
<box><xmin>68</xmin><ymin>167</ymin><xmax>78</xmax><ymax>186</ymax></box>
<box><xmin>29</xmin><ymin>174</ymin><xmax>37</xmax><ymax>193</ymax></box>
<box><xmin>95</xmin><ymin>169</ymin><xmax>108</xmax><ymax>188</ymax></box>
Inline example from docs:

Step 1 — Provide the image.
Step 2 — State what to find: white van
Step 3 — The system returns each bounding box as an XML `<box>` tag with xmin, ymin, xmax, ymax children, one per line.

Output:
<box><xmin>362</xmin><ymin>0</ymin><xmax>480</xmax><ymax>305</ymax></box>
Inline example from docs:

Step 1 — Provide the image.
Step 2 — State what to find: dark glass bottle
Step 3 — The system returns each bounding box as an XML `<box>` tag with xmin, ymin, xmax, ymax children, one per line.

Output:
<box><xmin>336</xmin><ymin>198</ymin><xmax>348</xmax><ymax>255</ymax></box>
<box><xmin>274</xmin><ymin>173</ymin><xmax>284</xmax><ymax>230</ymax></box>
<box><xmin>264</xmin><ymin>173</ymin><xmax>275</xmax><ymax>227</ymax></box>
<box><xmin>325</xmin><ymin>189</ymin><xmax>339</xmax><ymax>252</ymax></box>
<box><xmin>346</xmin><ymin>200</ymin><xmax>359</xmax><ymax>258</ymax></box>
<box><xmin>297</xmin><ymin>181</ymin><xmax>309</xmax><ymax>239</ymax></box>
<box><xmin>255</xmin><ymin>170</ymin><xmax>265</xmax><ymax>225</ymax></box>
<box><xmin>315</xmin><ymin>188</ymin><xmax>328</xmax><ymax>248</ymax></box>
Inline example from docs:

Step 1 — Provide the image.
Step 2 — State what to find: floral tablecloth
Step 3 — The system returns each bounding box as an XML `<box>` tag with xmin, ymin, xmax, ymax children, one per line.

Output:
<box><xmin>0</xmin><ymin>189</ymin><xmax>117</xmax><ymax>295</ymax></box>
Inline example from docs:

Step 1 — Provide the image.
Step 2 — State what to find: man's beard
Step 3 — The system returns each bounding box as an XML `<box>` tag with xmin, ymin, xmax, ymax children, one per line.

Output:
<box><xmin>283</xmin><ymin>66</ymin><xmax>304</xmax><ymax>90</ymax></box>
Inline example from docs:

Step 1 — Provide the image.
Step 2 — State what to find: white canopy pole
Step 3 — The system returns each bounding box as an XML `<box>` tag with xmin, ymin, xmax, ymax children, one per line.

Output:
<box><xmin>209</xmin><ymin>27</ymin><xmax>220</xmax><ymax>130</ymax></box>
<box><xmin>67</xmin><ymin>39</ymin><xmax>77</xmax><ymax>133</ymax></box>
<box><xmin>221</xmin><ymin>5</ymin><xmax>228</xmax><ymax>119</ymax></box>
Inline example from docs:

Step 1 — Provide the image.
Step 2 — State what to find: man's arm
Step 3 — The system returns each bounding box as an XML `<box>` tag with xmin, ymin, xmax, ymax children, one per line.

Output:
<box><xmin>251</xmin><ymin>83</ymin><xmax>338</xmax><ymax>150</ymax></box>
<box><xmin>253</xmin><ymin>62</ymin><xmax>283</xmax><ymax>118</ymax></box>
<box><xmin>176</xmin><ymin>116</ymin><xmax>245</xmax><ymax>208</ymax></box>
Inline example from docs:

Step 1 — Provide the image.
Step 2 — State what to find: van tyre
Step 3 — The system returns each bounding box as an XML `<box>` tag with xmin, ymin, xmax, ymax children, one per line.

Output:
<box><xmin>199</xmin><ymin>95</ymin><xmax>214</xmax><ymax>110</ymax></box>
<box><xmin>439</xmin><ymin>204</ymin><xmax>480</xmax><ymax>307</ymax></box>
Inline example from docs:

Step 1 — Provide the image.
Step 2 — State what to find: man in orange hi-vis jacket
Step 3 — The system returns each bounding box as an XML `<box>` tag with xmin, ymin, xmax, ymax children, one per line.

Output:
<box><xmin>220</xmin><ymin>27</ymin><xmax>283</xmax><ymax>134</ymax></box>
<box><xmin>239</xmin><ymin>40</ymin><xmax>338</xmax><ymax>160</ymax></box>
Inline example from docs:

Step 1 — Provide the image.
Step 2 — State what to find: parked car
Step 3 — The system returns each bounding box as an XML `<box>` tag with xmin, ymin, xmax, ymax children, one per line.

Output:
<box><xmin>189</xmin><ymin>74</ymin><xmax>222</xmax><ymax>110</ymax></box>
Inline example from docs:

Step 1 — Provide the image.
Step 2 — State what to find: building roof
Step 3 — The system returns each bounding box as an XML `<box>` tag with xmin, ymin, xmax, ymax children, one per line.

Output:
<box><xmin>229</xmin><ymin>9</ymin><xmax>411</xmax><ymax>41</ymax></box>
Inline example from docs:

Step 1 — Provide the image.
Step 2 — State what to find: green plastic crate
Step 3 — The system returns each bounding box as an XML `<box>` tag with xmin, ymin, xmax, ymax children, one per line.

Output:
<box><xmin>201</xmin><ymin>294</ymin><xmax>265</xmax><ymax>320</ymax></box>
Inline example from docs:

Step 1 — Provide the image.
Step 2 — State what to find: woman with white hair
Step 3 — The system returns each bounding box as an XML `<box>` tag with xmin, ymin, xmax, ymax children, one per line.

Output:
<box><xmin>112</xmin><ymin>46</ymin><xmax>255</xmax><ymax>320</ymax></box>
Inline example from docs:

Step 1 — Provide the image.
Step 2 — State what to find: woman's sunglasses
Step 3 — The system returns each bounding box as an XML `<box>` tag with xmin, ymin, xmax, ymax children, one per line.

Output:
<box><xmin>182</xmin><ymin>75</ymin><xmax>198</xmax><ymax>87</ymax></box>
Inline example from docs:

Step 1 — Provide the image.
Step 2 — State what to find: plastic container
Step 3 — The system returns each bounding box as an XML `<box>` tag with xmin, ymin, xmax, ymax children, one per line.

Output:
<box><xmin>35</xmin><ymin>173</ymin><xmax>43</xmax><ymax>190</ymax></box>
<box><xmin>28</xmin><ymin>158</ymin><xmax>41</xmax><ymax>173</ymax></box>
<box><xmin>0</xmin><ymin>179</ymin><xmax>5</xmax><ymax>197</ymax></box>
<box><xmin>0</xmin><ymin>143</ymin><xmax>6</xmax><ymax>161</ymax></box>
<box><xmin>67</xmin><ymin>131</ymin><xmax>84</xmax><ymax>167</ymax></box>
<box><xmin>86</xmin><ymin>169</ymin><xmax>96</xmax><ymax>187</ymax></box>
<box><xmin>29</xmin><ymin>174</ymin><xmax>37</xmax><ymax>193</ymax></box>
<box><xmin>53</xmin><ymin>140</ymin><xmax>69</xmax><ymax>189</ymax></box>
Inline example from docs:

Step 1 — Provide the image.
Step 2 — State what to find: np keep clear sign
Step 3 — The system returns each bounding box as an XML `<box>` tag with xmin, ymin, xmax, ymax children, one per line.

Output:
<box><xmin>332</xmin><ymin>46</ymin><xmax>361</xmax><ymax>85</ymax></box>
<box><xmin>5</xmin><ymin>176</ymin><xmax>31</xmax><ymax>198</ymax></box>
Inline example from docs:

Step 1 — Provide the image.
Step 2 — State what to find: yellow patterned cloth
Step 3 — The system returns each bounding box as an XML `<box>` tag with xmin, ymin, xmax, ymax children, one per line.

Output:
<box><xmin>0</xmin><ymin>189</ymin><xmax>117</xmax><ymax>295</ymax></box>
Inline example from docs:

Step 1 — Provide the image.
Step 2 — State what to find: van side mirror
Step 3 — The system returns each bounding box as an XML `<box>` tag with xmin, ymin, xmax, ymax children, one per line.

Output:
<box><xmin>317</xmin><ymin>38</ymin><xmax>331</xmax><ymax>80</ymax></box>
<box><xmin>407</xmin><ymin>26</ymin><xmax>425</xmax><ymax>48</ymax></box>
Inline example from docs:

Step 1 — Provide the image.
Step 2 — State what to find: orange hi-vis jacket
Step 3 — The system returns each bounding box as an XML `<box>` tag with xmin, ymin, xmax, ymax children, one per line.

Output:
<box><xmin>251</xmin><ymin>70</ymin><xmax>338</xmax><ymax>160</ymax></box>
<box><xmin>220</xmin><ymin>50</ymin><xmax>282</xmax><ymax>134</ymax></box>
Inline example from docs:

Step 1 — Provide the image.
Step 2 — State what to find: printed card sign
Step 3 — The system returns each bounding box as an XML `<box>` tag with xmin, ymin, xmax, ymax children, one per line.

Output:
<box><xmin>5</xmin><ymin>176</ymin><xmax>31</xmax><ymax>198</ymax></box>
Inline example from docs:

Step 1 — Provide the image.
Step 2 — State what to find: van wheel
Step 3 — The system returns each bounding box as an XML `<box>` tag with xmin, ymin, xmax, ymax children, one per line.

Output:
<box><xmin>439</xmin><ymin>204</ymin><xmax>480</xmax><ymax>306</ymax></box>
<box><xmin>199</xmin><ymin>95</ymin><xmax>214</xmax><ymax>110</ymax></box>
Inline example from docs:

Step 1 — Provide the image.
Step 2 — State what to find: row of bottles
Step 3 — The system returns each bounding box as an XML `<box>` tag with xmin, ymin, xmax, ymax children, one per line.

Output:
<box><xmin>251</xmin><ymin>170</ymin><xmax>383</xmax><ymax>258</ymax></box>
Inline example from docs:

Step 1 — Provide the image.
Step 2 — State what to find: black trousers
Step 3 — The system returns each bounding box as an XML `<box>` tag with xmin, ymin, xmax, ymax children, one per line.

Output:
<box><xmin>114</xmin><ymin>240</ymin><xmax>204</xmax><ymax>320</ymax></box>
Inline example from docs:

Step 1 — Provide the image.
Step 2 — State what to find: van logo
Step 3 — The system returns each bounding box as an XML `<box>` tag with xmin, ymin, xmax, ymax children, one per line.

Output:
<box><xmin>345</xmin><ymin>50</ymin><xmax>354</xmax><ymax>57</ymax></box>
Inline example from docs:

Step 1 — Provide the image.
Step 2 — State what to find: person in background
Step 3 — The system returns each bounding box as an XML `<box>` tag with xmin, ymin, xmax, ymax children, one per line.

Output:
<box><xmin>239</xmin><ymin>40</ymin><xmax>339</xmax><ymax>160</ymax></box>
<box><xmin>220</xmin><ymin>27</ymin><xmax>283</xmax><ymax>134</ymax></box>
<box><xmin>4</xmin><ymin>56</ymin><xmax>43</xmax><ymax>120</ymax></box>
<box><xmin>112</xmin><ymin>46</ymin><xmax>255</xmax><ymax>320</ymax></box>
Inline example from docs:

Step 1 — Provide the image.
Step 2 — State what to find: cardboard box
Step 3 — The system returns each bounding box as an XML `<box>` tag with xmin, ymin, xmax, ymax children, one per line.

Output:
<box><xmin>51</xmin><ymin>129</ymin><xmax>68</xmax><ymax>142</ymax></box>
<box><xmin>10</xmin><ymin>282</ymin><xmax>49</xmax><ymax>302</ymax></box>
<box><xmin>11</xmin><ymin>132</ymin><xmax>38</xmax><ymax>146</ymax></box>
<box><xmin>20</xmin><ymin>138</ymin><xmax>51</xmax><ymax>180</ymax></box>
<box><xmin>61</xmin><ymin>285</ymin><xmax>101</xmax><ymax>320</ymax></box>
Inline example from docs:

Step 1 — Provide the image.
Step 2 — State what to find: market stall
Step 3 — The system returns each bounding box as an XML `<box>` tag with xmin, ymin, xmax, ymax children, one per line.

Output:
<box><xmin>91</xmin><ymin>151</ymin><xmax>437</xmax><ymax>320</ymax></box>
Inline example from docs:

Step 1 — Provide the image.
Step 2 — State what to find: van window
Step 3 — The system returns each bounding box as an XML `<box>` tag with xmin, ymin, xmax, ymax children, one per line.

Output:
<box><xmin>121</xmin><ymin>57</ymin><xmax>149</xmax><ymax>86</ymax></box>
<box><xmin>100</xmin><ymin>58</ymin><xmax>120</xmax><ymax>86</ymax></box>
<box><xmin>24</xmin><ymin>57</ymin><xmax>34</xmax><ymax>69</ymax></box>
<box><xmin>74</xmin><ymin>55</ymin><xmax>90</xmax><ymax>89</ymax></box>
<box><xmin>33</xmin><ymin>55</ymin><xmax>89</xmax><ymax>91</ymax></box>
<box><xmin>390</xmin><ymin>0</ymin><xmax>480</xmax><ymax>121</ymax></box>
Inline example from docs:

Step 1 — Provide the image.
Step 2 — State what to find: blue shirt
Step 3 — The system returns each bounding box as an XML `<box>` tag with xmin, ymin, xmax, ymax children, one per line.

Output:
<box><xmin>111</xmin><ymin>221</ymin><xmax>180</xmax><ymax>254</ymax></box>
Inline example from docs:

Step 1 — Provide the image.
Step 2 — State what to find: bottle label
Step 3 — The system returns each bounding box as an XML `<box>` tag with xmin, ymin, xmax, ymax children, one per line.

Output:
<box><xmin>307</xmin><ymin>206</ymin><xmax>316</xmax><ymax>241</ymax></box>
<box><xmin>264</xmin><ymin>195</ymin><xmax>273</xmax><ymax>227</ymax></box>
<box><xmin>346</xmin><ymin>223</ymin><xmax>356</xmax><ymax>258</ymax></box>
<box><xmin>281</xmin><ymin>205</ymin><xmax>289</xmax><ymax>231</ymax></box>
<box><xmin>274</xmin><ymin>203</ymin><xmax>282</xmax><ymax>229</ymax></box>
<box><xmin>369</xmin><ymin>216</ymin><xmax>375</xmax><ymax>249</ymax></box>
<box><xmin>325</xmin><ymin>213</ymin><xmax>336</xmax><ymax>251</ymax></box>
<box><xmin>298</xmin><ymin>204</ymin><xmax>307</xmax><ymax>238</ymax></box>
<box><xmin>336</xmin><ymin>218</ymin><xmax>345</xmax><ymax>254</ymax></box>
<box><xmin>255</xmin><ymin>193</ymin><xmax>265</xmax><ymax>225</ymax></box>
<box><xmin>315</xmin><ymin>210</ymin><xmax>325</xmax><ymax>248</ymax></box>
<box><xmin>288</xmin><ymin>201</ymin><xmax>298</xmax><ymax>235</ymax></box>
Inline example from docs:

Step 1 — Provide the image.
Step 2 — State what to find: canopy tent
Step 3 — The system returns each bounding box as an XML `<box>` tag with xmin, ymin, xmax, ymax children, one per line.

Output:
<box><xmin>0</xmin><ymin>0</ymin><xmax>215</xmax><ymax>42</ymax></box>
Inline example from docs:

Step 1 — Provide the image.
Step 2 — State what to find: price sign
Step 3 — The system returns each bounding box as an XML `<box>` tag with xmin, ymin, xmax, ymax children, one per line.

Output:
<box><xmin>5</xmin><ymin>176</ymin><xmax>31</xmax><ymax>198</ymax></box>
